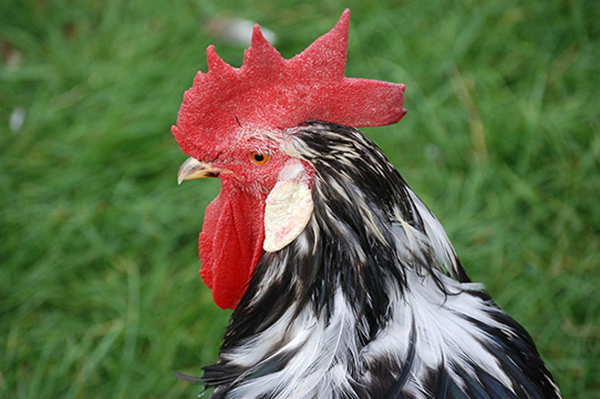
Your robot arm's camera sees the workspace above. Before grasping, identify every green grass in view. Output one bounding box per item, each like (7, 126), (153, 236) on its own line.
(1, 0), (598, 397)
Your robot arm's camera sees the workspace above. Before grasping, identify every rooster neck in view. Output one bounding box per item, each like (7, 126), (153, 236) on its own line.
(199, 122), (561, 399)
(203, 122), (459, 393)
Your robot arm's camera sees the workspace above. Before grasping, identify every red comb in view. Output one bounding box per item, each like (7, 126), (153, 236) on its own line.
(172, 9), (406, 158)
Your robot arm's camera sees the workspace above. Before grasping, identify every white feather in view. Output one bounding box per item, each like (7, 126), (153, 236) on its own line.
(407, 188), (462, 277)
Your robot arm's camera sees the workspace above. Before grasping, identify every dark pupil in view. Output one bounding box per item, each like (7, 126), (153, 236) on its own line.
(254, 153), (265, 162)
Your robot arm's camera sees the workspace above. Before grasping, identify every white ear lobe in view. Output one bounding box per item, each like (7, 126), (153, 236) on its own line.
(263, 160), (314, 253)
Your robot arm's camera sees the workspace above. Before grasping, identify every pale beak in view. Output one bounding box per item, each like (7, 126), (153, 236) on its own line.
(177, 157), (225, 185)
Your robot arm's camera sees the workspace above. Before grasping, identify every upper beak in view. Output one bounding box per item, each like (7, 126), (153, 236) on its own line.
(177, 157), (225, 185)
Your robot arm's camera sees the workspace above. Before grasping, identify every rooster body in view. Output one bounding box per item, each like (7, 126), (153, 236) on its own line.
(199, 122), (560, 399)
(172, 11), (561, 399)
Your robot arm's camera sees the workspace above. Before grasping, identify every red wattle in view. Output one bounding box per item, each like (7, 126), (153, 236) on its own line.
(198, 184), (266, 309)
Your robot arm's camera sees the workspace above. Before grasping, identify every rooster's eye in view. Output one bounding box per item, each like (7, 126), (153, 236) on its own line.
(250, 151), (270, 165)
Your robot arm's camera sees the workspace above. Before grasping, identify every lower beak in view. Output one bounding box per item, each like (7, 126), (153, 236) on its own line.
(177, 157), (225, 185)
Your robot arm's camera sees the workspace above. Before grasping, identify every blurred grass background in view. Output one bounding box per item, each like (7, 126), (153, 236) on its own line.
(1, 0), (598, 397)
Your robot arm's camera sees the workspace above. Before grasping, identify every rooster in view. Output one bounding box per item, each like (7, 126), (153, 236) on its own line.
(171, 10), (562, 399)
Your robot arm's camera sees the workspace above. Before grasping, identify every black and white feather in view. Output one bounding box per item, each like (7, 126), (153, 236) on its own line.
(193, 121), (561, 399)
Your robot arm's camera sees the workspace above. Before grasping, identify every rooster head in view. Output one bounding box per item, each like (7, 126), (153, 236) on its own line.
(172, 9), (406, 309)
